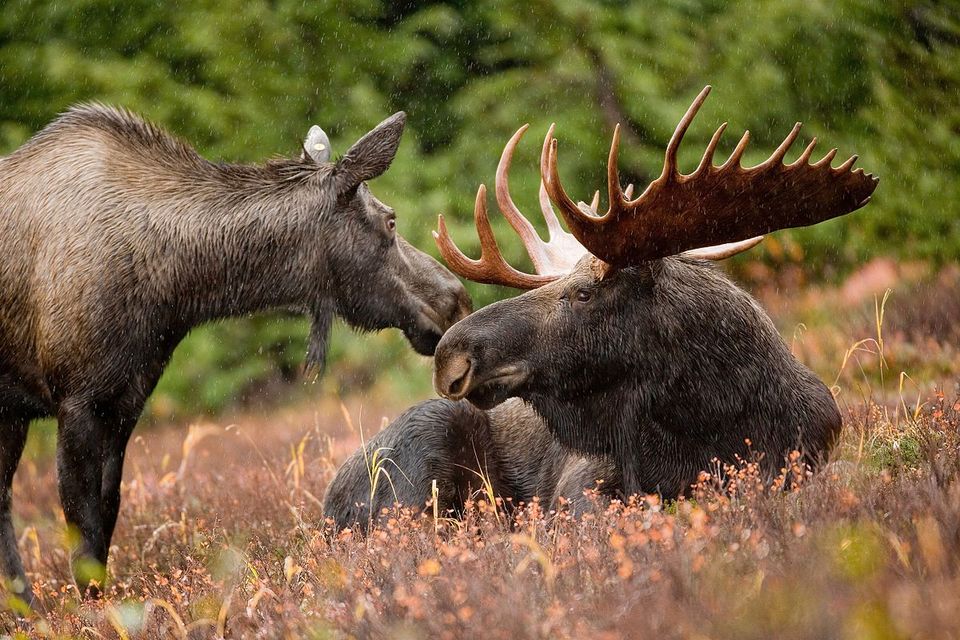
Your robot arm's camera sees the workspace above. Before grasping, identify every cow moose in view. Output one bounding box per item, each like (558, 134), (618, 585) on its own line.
(0, 106), (471, 602)
(323, 86), (878, 530)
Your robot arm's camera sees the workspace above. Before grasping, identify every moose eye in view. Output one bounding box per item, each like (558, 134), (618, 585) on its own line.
(386, 217), (397, 232)
(575, 289), (592, 304)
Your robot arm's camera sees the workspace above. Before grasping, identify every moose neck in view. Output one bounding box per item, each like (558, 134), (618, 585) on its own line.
(524, 386), (644, 460)
(138, 162), (337, 329)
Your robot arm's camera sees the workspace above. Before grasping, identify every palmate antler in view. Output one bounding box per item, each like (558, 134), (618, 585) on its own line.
(435, 85), (878, 288)
(433, 124), (757, 289)
(543, 85), (879, 267)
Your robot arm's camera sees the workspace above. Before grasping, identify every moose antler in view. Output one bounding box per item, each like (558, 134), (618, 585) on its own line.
(433, 126), (591, 289)
(543, 85), (879, 266)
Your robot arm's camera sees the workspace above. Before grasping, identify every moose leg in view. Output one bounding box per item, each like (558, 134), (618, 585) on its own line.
(0, 417), (32, 607)
(100, 414), (138, 550)
(56, 399), (107, 597)
(554, 456), (622, 516)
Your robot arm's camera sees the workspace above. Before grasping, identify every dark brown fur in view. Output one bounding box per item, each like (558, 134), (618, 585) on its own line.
(326, 257), (843, 531)
(434, 256), (842, 498)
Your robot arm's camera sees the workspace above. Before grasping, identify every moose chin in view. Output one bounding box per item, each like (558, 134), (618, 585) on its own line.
(323, 85), (878, 531)
(0, 107), (471, 601)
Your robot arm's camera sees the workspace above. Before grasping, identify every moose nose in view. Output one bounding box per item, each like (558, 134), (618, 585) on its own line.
(434, 351), (474, 399)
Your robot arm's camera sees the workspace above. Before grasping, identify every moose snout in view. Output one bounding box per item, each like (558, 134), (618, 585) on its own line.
(434, 350), (474, 399)
(435, 282), (473, 332)
(397, 235), (473, 333)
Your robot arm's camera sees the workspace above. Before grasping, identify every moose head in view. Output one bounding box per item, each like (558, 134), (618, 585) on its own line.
(293, 112), (472, 362)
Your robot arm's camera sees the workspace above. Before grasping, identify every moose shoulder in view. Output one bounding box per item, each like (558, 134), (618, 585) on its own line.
(0, 106), (470, 602)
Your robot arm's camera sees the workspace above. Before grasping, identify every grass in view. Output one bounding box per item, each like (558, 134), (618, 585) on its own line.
(2, 261), (959, 639)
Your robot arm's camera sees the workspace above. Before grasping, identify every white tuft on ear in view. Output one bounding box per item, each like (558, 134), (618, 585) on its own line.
(302, 125), (332, 163)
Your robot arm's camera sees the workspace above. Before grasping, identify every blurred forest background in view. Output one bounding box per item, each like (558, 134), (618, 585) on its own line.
(1, 0), (957, 421)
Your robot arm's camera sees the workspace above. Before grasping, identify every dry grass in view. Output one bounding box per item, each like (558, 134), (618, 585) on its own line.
(3, 264), (959, 639)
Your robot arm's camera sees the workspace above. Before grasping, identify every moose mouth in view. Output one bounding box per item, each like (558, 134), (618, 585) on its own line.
(404, 322), (444, 356)
(405, 297), (472, 356)
(439, 361), (529, 410)
(403, 305), (451, 356)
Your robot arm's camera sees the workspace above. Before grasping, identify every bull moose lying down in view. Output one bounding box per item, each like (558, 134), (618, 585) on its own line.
(324, 86), (879, 530)
(0, 107), (471, 603)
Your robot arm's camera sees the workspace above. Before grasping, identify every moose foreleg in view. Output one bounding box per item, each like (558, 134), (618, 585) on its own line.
(0, 417), (32, 609)
(100, 415), (138, 549)
(553, 456), (622, 516)
(56, 399), (107, 597)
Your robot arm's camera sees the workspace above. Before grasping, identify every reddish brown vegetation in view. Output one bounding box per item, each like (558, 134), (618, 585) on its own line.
(3, 266), (959, 639)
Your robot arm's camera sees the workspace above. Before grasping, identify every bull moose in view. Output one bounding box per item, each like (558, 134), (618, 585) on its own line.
(324, 86), (878, 530)
(0, 107), (471, 603)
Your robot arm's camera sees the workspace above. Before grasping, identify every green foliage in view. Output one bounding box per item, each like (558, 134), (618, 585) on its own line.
(148, 314), (310, 419)
(869, 434), (925, 472)
(1, 0), (957, 417)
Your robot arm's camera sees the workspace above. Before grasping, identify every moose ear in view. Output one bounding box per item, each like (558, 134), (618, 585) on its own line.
(334, 111), (406, 193)
(302, 125), (332, 163)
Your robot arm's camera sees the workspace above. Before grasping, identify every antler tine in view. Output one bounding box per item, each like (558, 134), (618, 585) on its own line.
(813, 148), (837, 168)
(760, 122), (803, 169)
(590, 190), (601, 212)
(495, 124), (553, 273)
(694, 122), (728, 176)
(607, 124), (625, 213)
(537, 181), (565, 239)
(543, 138), (608, 256)
(684, 236), (765, 260)
(433, 186), (554, 290)
(792, 137), (818, 166)
(540, 125), (609, 223)
(540, 126), (583, 224)
(719, 130), (751, 170)
(532, 178), (592, 274)
(434, 214), (482, 282)
(835, 154), (858, 173)
(537, 124), (567, 241)
(663, 85), (712, 178)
